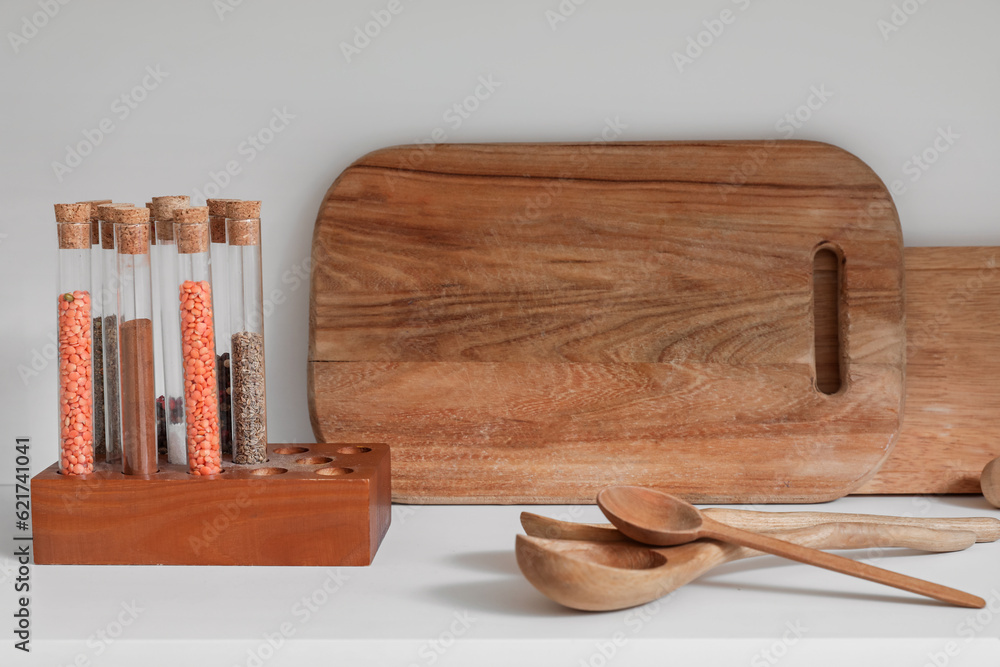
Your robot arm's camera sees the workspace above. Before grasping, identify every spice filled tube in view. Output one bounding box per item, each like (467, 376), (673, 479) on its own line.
(174, 207), (223, 476)
(151, 196), (190, 465)
(97, 203), (135, 465)
(78, 199), (110, 462)
(115, 209), (158, 476)
(226, 201), (267, 464)
(55, 203), (95, 475)
(208, 198), (239, 456)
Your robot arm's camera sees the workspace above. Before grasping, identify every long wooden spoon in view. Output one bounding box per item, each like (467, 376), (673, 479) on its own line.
(597, 486), (985, 608)
(519, 510), (1000, 544)
(517, 521), (978, 612)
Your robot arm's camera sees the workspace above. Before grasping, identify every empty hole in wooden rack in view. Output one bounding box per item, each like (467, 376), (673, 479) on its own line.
(316, 467), (354, 476)
(272, 447), (308, 455)
(336, 446), (371, 455)
(813, 246), (843, 395)
(296, 456), (333, 465)
(249, 467), (288, 476)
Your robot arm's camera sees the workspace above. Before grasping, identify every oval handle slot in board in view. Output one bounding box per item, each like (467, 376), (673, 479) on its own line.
(813, 245), (843, 395)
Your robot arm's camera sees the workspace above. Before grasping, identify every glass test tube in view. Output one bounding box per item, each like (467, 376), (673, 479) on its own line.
(97, 203), (134, 465)
(208, 198), (239, 456)
(79, 199), (110, 462)
(115, 209), (158, 476)
(147, 202), (166, 457)
(55, 203), (95, 475)
(174, 207), (222, 475)
(227, 201), (267, 464)
(151, 196), (190, 465)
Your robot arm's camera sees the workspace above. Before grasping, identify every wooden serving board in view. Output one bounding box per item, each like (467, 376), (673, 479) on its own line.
(309, 141), (909, 504)
(859, 247), (1000, 494)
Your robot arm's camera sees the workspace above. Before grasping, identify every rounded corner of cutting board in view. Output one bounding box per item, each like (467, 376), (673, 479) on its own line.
(801, 140), (903, 235)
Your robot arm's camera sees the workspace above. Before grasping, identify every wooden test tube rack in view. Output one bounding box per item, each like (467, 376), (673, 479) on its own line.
(31, 443), (390, 566)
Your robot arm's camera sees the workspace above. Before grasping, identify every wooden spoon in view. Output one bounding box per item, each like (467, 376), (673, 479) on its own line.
(597, 486), (985, 608)
(519, 510), (1000, 544)
(516, 522), (978, 612)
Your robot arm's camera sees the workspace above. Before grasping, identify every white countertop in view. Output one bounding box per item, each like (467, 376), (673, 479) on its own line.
(4, 492), (1000, 666)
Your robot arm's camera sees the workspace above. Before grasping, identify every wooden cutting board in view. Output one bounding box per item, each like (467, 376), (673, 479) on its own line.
(308, 141), (910, 503)
(859, 246), (1000, 494)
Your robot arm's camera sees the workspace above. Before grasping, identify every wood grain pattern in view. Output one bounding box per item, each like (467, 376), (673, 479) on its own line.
(309, 141), (906, 503)
(983, 458), (1000, 508)
(32, 443), (391, 566)
(861, 247), (1000, 494)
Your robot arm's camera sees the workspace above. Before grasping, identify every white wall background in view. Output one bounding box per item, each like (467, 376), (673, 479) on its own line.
(1, 0), (997, 479)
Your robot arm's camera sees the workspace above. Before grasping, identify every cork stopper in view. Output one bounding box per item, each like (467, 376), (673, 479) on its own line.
(54, 204), (90, 250)
(97, 202), (134, 221)
(79, 200), (111, 220)
(79, 199), (111, 245)
(174, 206), (209, 224)
(116, 208), (151, 255)
(207, 199), (239, 243)
(208, 199), (239, 217)
(225, 200), (261, 246)
(54, 203), (90, 223)
(98, 204), (136, 249)
(151, 196), (190, 223)
(226, 200), (261, 220)
(119, 207), (150, 224)
(175, 215), (210, 254)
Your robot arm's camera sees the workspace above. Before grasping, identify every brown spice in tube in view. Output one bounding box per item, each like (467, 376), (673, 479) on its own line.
(117, 211), (157, 475)
(119, 318), (158, 476)
(231, 331), (266, 464)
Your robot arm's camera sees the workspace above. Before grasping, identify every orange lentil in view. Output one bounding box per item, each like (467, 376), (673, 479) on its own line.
(58, 291), (94, 475)
(179, 280), (222, 475)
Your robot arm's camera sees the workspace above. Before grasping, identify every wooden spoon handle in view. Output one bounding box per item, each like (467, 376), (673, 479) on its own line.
(704, 508), (1000, 542)
(716, 522), (977, 555)
(520, 512), (981, 550)
(704, 519), (985, 608)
